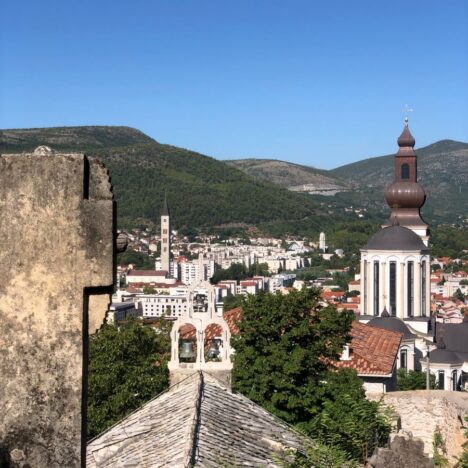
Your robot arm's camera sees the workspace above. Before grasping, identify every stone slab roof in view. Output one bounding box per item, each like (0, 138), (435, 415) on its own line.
(87, 372), (310, 467)
(335, 321), (402, 376)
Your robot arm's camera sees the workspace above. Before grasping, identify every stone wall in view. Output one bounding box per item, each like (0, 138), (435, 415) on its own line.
(0, 147), (115, 467)
(369, 390), (468, 465)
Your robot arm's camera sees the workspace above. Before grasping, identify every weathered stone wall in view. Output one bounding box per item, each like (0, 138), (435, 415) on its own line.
(369, 390), (468, 465)
(0, 147), (115, 467)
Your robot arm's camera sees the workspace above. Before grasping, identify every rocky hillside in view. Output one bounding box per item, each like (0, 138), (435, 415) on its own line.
(226, 159), (348, 195)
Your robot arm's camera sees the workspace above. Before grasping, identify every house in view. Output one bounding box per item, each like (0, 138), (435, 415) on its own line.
(335, 321), (402, 393)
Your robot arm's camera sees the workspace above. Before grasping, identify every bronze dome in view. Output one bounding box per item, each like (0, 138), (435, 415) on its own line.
(397, 123), (415, 148)
(385, 181), (426, 209)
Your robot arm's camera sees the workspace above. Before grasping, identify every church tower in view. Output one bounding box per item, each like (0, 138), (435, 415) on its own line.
(160, 194), (171, 273)
(359, 120), (431, 334)
(384, 118), (429, 245)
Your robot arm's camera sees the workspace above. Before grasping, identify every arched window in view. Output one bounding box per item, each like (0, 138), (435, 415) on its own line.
(438, 370), (445, 390)
(401, 163), (410, 179)
(452, 370), (458, 391)
(400, 348), (407, 370)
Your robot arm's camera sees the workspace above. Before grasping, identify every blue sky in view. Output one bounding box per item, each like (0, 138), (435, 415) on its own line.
(1, 0), (467, 168)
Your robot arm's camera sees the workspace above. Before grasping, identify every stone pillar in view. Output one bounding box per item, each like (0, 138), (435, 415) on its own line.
(0, 147), (115, 467)
(398, 262), (405, 319)
(414, 260), (422, 317)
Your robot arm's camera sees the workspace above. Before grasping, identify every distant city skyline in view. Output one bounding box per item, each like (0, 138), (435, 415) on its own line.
(1, 0), (467, 169)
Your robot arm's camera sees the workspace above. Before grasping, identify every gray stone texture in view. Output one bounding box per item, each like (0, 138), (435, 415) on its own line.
(369, 390), (468, 466)
(368, 431), (434, 468)
(0, 147), (115, 467)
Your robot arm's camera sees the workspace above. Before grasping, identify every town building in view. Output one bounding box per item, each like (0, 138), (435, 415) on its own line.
(160, 194), (171, 272)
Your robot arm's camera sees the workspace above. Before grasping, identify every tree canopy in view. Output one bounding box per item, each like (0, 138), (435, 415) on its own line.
(231, 288), (391, 462)
(87, 320), (171, 438)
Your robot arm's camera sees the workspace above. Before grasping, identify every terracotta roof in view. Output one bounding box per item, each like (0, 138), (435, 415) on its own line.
(87, 372), (310, 467)
(335, 321), (402, 376)
(223, 307), (242, 334)
(127, 270), (168, 276)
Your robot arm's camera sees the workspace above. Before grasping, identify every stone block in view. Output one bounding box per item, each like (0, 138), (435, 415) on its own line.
(0, 147), (115, 467)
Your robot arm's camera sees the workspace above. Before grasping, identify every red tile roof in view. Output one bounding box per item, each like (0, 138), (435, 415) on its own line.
(334, 321), (402, 376)
(223, 307), (242, 334)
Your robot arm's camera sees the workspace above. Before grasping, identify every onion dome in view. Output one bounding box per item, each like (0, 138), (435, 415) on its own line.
(397, 117), (416, 148)
(385, 181), (426, 208)
(363, 225), (428, 251)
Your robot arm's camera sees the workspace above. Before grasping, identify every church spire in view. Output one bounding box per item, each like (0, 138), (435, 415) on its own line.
(384, 118), (429, 245)
(162, 191), (170, 217)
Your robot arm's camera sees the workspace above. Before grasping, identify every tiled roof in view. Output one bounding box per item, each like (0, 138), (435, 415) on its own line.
(87, 372), (310, 467)
(335, 321), (402, 376)
(223, 306), (242, 334)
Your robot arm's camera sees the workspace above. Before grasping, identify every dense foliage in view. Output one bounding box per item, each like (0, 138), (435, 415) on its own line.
(431, 227), (468, 259)
(210, 262), (269, 284)
(231, 288), (391, 462)
(397, 368), (436, 390)
(117, 250), (155, 269)
(87, 320), (170, 438)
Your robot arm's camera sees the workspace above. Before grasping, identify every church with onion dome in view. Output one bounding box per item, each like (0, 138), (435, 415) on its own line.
(357, 118), (434, 382)
(359, 118), (431, 334)
(358, 120), (468, 391)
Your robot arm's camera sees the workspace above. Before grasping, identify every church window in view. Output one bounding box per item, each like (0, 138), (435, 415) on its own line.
(163, 229), (167, 234)
(163, 238), (167, 243)
(389, 261), (397, 316)
(452, 370), (458, 391)
(373, 261), (379, 316)
(401, 163), (410, 179)
(421, 260), (427, 316)
(163, 247), (167, 252)
(400, 349), (407, 370)
(407, 261), (414, 317)
(438, 371), (445, 390)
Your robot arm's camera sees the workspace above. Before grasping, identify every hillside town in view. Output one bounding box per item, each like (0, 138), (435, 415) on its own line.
(2, 2), (468, 466)
(110, 121), (468, 399)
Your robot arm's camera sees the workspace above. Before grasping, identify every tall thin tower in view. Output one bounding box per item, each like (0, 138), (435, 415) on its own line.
(160, 194), (171, 272)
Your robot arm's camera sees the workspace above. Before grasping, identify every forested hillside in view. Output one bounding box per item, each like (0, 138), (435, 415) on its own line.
(0, 126), (332, 234)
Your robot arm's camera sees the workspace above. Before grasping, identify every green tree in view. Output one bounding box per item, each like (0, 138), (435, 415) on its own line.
(232, 288), (353, 425)
(231, 288), (390, 462)
(87, 320), (171, 438)
(397, 368), (436, 390)
(308, 369), (392, 461)
(433, 427), (449, 467)
(222, 294), (245, 311)
(453, 288), (465, 302)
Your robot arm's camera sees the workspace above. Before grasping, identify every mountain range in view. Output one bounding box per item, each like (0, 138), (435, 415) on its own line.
(1, 126), (466, 236)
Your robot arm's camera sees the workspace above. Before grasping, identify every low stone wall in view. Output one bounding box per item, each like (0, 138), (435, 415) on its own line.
(369, 390), (468, 465)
